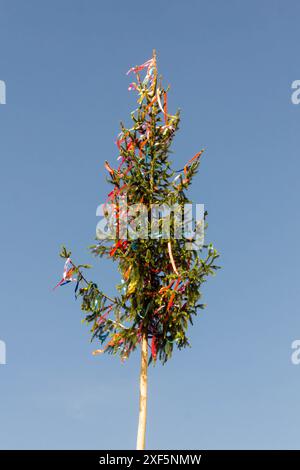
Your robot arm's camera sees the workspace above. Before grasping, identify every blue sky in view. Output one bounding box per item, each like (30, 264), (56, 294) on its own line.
(0, 0), (300, 449)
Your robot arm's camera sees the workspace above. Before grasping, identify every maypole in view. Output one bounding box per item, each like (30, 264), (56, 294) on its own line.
(55, 50), (219, 449)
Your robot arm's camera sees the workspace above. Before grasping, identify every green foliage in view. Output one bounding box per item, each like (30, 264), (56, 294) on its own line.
(59, 246), (71, 259)
(58, 52), (219, 364)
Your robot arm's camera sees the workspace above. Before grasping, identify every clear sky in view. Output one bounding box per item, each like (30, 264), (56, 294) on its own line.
(0, 0), (300, 450)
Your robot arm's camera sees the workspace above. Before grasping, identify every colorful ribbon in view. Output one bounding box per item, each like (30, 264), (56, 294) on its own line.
(53, 258), (77, 290)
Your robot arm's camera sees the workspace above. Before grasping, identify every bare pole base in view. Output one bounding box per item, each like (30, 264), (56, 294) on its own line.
(136, 332), (148, 450)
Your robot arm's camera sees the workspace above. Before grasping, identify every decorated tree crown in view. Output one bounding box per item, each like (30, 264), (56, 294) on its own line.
(55, 50), (219, 364)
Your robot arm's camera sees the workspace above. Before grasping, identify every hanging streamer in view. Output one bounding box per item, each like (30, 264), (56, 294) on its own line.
(151, 335), (157, 360)
(126, 57), (155, 91)
(53, 258), (77, 290)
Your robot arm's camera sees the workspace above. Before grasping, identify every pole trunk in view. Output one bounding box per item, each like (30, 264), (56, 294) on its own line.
(136, 332), (148, 450)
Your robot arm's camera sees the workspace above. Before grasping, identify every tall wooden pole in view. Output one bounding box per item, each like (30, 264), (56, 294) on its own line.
(136, 49), (155, 450)
(136, 332), (148, 450)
